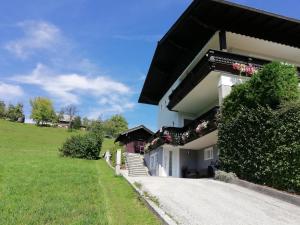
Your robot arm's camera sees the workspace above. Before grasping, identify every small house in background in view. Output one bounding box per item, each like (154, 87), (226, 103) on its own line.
(57, 114), (73, 128)
(115, 125), (154, 154)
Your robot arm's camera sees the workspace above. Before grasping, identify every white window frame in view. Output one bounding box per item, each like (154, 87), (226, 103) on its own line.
(204, 147), (213, 160)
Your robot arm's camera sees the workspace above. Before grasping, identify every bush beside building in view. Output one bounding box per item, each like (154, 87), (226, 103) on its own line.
(218, 62), (300, 193)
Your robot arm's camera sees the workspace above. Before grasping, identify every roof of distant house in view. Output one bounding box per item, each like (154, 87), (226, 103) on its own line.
(57, 114), (74, 123)
(115, 125), (154, 144)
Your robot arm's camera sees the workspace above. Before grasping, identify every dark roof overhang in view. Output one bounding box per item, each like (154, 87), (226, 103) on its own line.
(139, 0), (300, 105)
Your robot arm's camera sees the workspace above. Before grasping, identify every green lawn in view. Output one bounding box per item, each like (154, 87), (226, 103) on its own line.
(0, 120), (160, 225)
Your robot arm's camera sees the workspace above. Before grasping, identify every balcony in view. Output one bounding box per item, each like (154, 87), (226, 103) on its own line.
(168, 49), (300, 111)
(147, 106), (219, 151)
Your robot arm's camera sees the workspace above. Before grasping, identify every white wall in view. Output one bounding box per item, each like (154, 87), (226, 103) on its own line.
(161, 146), (180, 177)
(157, 32), (221, 129)
(157, 80), (183, 128)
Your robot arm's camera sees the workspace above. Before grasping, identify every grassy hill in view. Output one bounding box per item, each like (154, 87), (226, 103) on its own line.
(0, 120), (159, 225)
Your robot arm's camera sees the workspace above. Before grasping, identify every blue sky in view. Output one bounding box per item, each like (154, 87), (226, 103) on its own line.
(0, 0), (299, 131)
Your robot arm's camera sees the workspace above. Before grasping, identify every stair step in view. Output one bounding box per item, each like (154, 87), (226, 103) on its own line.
(128, 168), (146, 171)
(129, 172), (148, 175)
(126, 154), (149, 177)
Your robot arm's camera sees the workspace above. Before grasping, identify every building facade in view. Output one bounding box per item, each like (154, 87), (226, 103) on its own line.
(139, 0), (300, 178)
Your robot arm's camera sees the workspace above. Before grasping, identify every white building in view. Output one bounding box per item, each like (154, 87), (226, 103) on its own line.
(139, 0), (300, 178)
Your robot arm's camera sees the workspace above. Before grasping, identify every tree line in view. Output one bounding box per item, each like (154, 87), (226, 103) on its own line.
(0, 101), (25, 122)
(0, 97), (128, 138)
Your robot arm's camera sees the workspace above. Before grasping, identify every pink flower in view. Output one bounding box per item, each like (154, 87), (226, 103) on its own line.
(195, 121), (208, 133)
(232, 62), (257, 76)
(151, 138), (158, 145)
(232, 63), (241, 70)
(163, 134), (172, 143)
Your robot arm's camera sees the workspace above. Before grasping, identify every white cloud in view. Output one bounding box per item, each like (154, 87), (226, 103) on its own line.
(5, 21), (64, 58)
(0, 82), (24, 101)
(4, 20), (136, 118)
(87, 102), (134, 119)
(12, 63), (135, 116)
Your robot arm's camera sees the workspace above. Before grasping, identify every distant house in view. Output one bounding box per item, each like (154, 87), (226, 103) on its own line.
(139, 0), (300, 177)
(57, 114), (73, 128)
(115, 125), (154, 154)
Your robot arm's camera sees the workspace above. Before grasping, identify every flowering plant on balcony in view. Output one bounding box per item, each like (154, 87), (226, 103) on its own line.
(181, 131), (190, 143)
(162, 130), (172, 144)
(147, 137), (164, 151)
(232, 63), (258, 76)
(195, 120), (209, 134)
(151, 137), (159, 146)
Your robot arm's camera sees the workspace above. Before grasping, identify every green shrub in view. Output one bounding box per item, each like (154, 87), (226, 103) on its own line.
(214, 170), (237, 183)
(222, 62), (299, 122)
(218, 103), (300, 192)
(59, 133), (102, 160)
(59, 120), (104, 160)
(219, 62), (300, 193)
(250, 62), (299, 107)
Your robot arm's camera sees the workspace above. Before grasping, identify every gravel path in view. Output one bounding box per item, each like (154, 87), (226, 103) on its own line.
(128, 176), (300, 225)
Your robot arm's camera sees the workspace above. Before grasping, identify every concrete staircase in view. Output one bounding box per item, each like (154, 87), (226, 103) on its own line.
(125, 153), (149, 177)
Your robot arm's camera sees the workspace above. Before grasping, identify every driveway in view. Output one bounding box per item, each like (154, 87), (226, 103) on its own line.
(128, 176), (300, 225)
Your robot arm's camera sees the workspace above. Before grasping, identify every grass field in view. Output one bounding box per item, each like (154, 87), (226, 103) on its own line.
(0, 120), (160, 225)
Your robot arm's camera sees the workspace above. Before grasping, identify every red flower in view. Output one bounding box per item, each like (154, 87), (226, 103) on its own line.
(163, 134), (172, 144)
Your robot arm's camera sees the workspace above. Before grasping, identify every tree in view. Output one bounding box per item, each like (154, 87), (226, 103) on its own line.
(103, 114), (128, 138)
(0, 101), (6, 118)
(63, 105), (77, 130)
(73, 116), (82, 130)
(7, 104), (16, 121)
(14, 103), (25, 122)
(222, 62), (299, 122)
(82, 117), (90, 128)
(30, 97), (56, 126)
(6, 103), (24, 122)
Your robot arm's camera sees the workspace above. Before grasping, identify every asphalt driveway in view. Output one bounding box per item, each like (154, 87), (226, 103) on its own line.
(128, 176), (300, 225)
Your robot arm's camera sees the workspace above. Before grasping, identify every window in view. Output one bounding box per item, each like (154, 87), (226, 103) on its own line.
(204, 147), (213, 160)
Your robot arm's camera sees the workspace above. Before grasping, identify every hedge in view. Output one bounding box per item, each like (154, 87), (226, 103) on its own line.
(222, 62), (299, 122)
(219, 62), (300, 193)
(218, 103), (300, 193)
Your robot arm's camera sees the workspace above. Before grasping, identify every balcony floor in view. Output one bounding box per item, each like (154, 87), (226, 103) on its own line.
(182, 130), (218, 150)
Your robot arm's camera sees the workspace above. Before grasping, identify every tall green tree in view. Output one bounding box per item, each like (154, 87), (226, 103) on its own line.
(103, 114), (128, 138)
(82, 117), (90, 128)
(72, 116), (82, 130)
(6, 103), (24, 122)
(62, 105), (77, 130)
(15, 103), (24, 122)
(6, 104), (15, 121)
(0, 101), (5, 118)
(30, 97), (56, 126)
